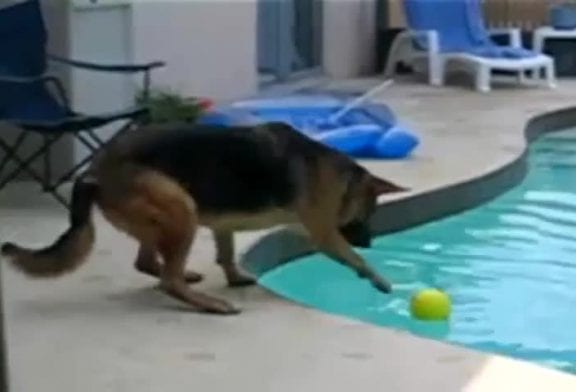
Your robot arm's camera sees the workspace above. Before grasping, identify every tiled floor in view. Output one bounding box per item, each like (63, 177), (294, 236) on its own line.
(2, 78), (576, 391)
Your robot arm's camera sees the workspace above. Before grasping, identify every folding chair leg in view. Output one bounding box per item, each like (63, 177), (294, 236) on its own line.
(0, 131), (26, 179)
(42, 135), (52, 191)
(53, 152), (95, 189)
(0, 134), (68, 208)
(0, 138), (50, 190)
(86, 130), (105, 147)
(0, 120), (138, 210)
(77, 132), (101, 153)
(52, 121), (134, 189)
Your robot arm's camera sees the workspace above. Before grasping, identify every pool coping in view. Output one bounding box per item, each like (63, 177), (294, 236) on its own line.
(240, 105), (576, 277)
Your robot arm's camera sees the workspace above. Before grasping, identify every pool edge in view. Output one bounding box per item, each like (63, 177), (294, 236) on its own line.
(240, 105), (576, 276)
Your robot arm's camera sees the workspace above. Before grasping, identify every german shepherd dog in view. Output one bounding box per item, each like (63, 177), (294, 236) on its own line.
(1, 122), (407, 315)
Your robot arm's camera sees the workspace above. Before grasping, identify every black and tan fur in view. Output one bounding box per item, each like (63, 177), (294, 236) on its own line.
(1, 122), (407, 315)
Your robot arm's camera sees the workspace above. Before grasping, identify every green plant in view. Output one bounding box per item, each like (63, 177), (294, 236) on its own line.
(135, 87), (212, 125)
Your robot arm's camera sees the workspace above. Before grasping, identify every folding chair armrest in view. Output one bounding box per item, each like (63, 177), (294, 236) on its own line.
(489, 27), (522, 48)
(48, 54), (166, 74)
(0, 72), (71, 111)
(0, 72), (48, 83)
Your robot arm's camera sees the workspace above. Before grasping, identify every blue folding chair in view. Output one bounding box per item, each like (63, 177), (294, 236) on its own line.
(0, 0), (165, 208)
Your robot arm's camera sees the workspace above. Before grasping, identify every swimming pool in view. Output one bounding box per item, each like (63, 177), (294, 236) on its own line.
(259, 128), (576, 373)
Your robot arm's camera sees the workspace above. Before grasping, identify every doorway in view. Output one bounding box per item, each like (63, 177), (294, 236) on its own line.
(257, 0), (323, 84)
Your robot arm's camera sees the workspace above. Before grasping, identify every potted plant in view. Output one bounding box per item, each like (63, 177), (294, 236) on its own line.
(135, 87), (214, 125)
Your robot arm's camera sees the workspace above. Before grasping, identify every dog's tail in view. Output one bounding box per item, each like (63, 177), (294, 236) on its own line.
(1, 177), (99, 278)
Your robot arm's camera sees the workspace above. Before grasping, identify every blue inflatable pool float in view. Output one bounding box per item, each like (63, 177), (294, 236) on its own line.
(197, 95), (419, 159)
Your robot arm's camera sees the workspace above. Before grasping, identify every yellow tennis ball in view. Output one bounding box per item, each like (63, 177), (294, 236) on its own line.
(410, 288), (451, 321)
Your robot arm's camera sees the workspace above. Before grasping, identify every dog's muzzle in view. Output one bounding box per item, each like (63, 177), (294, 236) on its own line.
(339, 221), (372, 248)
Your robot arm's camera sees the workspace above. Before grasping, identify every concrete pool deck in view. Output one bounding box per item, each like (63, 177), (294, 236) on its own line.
(2, 78), (576, 391)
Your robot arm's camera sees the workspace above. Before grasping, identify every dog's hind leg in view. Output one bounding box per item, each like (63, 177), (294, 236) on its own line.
(136, 175), (239, 315)
(134, 242), (204, 284)
(100, 171), (238, 315)
(213, 231), (256, 287)
(157, 213), (239, 315)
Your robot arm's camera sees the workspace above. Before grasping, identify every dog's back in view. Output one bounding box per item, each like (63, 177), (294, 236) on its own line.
(92, 122), (351, 217)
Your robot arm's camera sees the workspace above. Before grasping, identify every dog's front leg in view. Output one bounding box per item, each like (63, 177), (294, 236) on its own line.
(318, 232), (392, 293)
(301, 217), (392, 293)
(213, 231), (256, 287)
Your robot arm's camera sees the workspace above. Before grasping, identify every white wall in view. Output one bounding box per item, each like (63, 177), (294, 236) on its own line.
(70, 0), (376, 104)
(130, 0), (377, 94)
(67, 0), (259, 166)
(131, 0), (258, 101)
(322, 0), (378, 78)
(68, 2), (135, 165)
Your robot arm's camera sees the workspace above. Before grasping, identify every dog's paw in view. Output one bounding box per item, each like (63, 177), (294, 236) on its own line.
(1, 242), (19, 256)
(357, 269), (392, 294)
(226, 269), (257, 287)
(184, 270), (204, 284)
(371, 277), (392, 294)
(228, 274), (257, 288)
(200, 299), (241, 315)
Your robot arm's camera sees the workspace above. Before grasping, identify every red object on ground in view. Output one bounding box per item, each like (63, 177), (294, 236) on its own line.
(198, 98), (214, 111)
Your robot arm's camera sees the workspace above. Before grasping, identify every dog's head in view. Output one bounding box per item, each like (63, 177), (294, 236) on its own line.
(338, 166), (408, 248)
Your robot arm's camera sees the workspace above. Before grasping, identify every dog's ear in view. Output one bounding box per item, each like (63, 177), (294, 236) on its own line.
(370, 175), (409, 195)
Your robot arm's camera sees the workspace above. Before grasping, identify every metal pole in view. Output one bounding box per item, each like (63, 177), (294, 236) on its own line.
(0, 264), (9, 392)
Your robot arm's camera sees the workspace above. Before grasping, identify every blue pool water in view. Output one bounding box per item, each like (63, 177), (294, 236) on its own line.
(259, 129), (576, 373)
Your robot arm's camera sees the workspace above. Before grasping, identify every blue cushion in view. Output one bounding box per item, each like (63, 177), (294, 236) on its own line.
(313, 124), (384, 155)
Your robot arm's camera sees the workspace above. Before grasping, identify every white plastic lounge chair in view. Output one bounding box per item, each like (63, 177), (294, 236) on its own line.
(384, 0), (557, 92)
